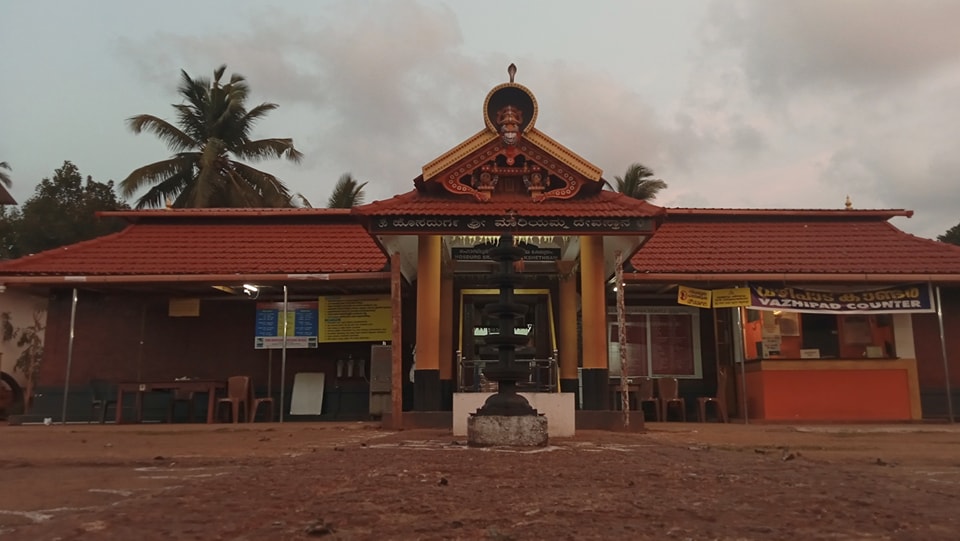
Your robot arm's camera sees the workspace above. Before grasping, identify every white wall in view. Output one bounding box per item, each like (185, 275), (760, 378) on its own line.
(894, 313), (916, 359)
(0, 290), (48, 386)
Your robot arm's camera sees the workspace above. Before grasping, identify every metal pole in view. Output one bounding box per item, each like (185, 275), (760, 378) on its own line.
(615, 251), (629, 426)
(935, 285), (954, 423)
(267, 349), (273, 414)
(137, 301), (146, 381)
(390, 252), (403, 429)
(735, 306), (749, 424)
(280, 285), (288, 423)
(61, 288), (78, 425)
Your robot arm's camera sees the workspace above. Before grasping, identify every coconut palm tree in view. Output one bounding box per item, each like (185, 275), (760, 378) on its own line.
(120, 65), (303, 209)
(0, 162), (11, 188)
(327, 173), (368, 208)
(613, 163), (667, 201)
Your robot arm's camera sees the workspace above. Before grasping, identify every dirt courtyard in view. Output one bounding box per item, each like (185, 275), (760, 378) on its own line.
(1, 420), (958, 540)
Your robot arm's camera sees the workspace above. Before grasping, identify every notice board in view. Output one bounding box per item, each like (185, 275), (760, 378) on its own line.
(649, 313), (696, 376)
(318, 295), (392, 343)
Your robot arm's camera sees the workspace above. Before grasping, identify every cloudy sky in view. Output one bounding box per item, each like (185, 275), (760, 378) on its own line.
(1, 0), (958, 239)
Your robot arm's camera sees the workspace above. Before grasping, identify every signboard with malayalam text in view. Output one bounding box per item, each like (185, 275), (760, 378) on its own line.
(677, 285), (711, 309)
(254, 302), (319, 349)
(370, 215), (655, 234)
(318, 295), (392, 343)
(712, 287), (752, 308)
(748, 284), (934, 314)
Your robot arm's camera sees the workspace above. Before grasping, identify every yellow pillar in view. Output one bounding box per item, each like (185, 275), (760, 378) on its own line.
(414, 235), (442, 410)
(579, 235), (609, 409)
(580, 236), (607, 369)
(557, 260), (580, 391)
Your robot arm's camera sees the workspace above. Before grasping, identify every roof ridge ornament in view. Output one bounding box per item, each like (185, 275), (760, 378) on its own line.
(508, 63), (517, 83)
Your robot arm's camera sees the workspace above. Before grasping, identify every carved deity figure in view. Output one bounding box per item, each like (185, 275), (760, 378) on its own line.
(496, 105), (523, 146)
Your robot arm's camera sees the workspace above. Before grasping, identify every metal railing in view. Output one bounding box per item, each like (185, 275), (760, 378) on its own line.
(456, 350), (559, 393)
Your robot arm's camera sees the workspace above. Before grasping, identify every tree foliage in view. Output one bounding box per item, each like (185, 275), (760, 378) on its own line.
(0, 161), (129, 259)
(938, 222), (960, 246)
(612, 163), (667, 201)
(327, 173), (368, 208)
(120, 65), (302, 209)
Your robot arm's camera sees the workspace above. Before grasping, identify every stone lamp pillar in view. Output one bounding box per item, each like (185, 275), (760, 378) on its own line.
(467, 233), (548, 447)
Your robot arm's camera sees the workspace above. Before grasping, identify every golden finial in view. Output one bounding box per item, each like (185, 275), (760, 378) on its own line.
(844, 195), (852, 210)
(508, 63), (517, 83)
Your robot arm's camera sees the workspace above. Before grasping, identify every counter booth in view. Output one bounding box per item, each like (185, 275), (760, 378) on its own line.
(734, 284), (928, 421)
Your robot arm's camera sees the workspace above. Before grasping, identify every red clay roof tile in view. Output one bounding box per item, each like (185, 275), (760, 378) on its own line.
(0, 213), (386, 276)
(631, 209), (960, 275)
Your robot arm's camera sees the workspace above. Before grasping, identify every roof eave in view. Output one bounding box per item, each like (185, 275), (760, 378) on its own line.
(0, 271), (393, 286)
(624, 272), (960, 284)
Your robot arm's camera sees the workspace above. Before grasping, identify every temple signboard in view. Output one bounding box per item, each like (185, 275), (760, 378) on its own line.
(748, 284), (935, 314)
(371, 215), (654, 234)
(453, 243), (561, 261)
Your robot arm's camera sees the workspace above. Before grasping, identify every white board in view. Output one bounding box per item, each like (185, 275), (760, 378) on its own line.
(289, 372), (326, 415)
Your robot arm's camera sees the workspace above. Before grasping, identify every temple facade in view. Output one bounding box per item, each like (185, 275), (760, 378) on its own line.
(1, 69), (959, 425)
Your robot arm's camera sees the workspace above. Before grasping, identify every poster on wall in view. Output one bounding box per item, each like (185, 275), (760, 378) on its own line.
(318, 295), (392, 343)
(255, 302), (319, 349)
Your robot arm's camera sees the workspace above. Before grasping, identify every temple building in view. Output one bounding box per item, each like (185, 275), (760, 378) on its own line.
(1, 69), (959, 426)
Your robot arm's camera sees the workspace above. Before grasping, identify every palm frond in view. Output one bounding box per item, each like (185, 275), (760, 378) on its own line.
(614, 162), (667, 201)
(230, 161), (294, 207)
(0, 161), (11, 188)
(291, 193), (313, 208)
(127, 115), (197, 152)
(233, 138), (303, 163)
(120, 154), (199, 198)
(327, 173), (368, 208)
(213, 65), (227, 84)
(135, 168), (194, 209)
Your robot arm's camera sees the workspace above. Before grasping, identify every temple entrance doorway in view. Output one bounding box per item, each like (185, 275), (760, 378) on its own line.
(456, 288), (558, 392)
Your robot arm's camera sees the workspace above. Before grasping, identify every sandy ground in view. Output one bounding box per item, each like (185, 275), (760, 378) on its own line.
(1, 420), (959, 540)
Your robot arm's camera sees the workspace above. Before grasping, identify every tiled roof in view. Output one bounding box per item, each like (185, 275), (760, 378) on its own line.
(630, 208), (960, 276)
(0, 211), (386, 276)
(353, 189), (665, 218)
(2, 206), (958, 284)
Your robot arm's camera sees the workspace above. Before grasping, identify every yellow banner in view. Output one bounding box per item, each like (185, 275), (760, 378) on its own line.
(712, 287), (752, 308)
(677, 285), (711, 309)
(318, 295), (392, 343)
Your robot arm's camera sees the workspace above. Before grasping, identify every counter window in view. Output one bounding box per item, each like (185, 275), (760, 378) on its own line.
(744, 310), (895, 360)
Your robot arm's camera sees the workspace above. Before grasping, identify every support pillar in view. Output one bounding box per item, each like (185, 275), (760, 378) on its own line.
(579, 235), (609, 410)
(557, 261), (580, 399)
(414, 234), (442, 411)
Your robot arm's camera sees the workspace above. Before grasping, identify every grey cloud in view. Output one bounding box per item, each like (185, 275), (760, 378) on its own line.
(525, 62), (677, 183)
(705, 0), (960, 96)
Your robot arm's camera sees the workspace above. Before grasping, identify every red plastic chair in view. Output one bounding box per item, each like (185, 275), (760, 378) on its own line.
(658, 377), (686, 422)
(697, 367), (729, 423)
(216, 376), (250, 423)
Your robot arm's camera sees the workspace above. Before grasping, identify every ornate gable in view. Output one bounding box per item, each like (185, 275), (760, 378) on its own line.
(421, 65), (603, 203)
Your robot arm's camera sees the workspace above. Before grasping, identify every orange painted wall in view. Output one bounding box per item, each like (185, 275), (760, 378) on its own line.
(749, 368), (912, 420)
(741, 370), (766, 419)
